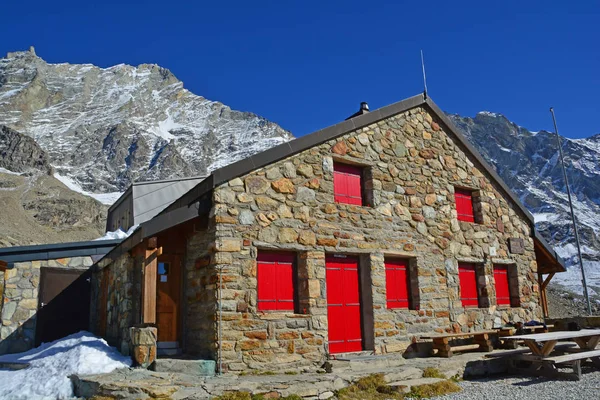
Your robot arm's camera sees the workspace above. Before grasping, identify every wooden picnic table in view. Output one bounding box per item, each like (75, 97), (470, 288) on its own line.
(420, 330), (496, 358)
(503, 329), (600, 380)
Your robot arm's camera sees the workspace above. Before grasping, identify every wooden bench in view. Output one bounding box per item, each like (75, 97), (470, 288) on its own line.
(510, 349), (600, 380)
(420, 330), (496, 357)
(485, 343), (577, 359)
(496, 325), (554, 349)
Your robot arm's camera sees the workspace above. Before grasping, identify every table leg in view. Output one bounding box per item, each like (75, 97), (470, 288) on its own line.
(433, 338), (452, 358)
(524, 340), (544, 356)
(574, 335), (599, 350)
(540, 340), (558, 356)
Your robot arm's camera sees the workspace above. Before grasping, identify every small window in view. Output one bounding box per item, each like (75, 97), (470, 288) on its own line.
(257, 251), (296, 311)
(493, 265), (512, 307)
(455, 188), (475, 223)
(334, 163), (363, 206)
(385, 259), (411, 309)
(458, 263), (479, 307)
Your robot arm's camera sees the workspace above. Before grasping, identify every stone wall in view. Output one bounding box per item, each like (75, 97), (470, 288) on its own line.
(184, 227), (217, 358)
(103, 253), (139, 354)
(0, 256), (92, 354)
(207, 105), (541, 371)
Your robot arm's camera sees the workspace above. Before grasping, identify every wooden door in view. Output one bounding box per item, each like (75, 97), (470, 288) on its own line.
(326, 255), (363, 354)
(156, 255), (181, 342)
(36, 268), (91, 346)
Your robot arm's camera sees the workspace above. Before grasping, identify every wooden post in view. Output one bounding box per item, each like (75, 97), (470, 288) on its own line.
(539, 272), (555, 318)
(142, 238), (159, 324)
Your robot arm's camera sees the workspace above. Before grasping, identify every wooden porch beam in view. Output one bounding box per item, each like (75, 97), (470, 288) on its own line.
(541, 273), (555, 290)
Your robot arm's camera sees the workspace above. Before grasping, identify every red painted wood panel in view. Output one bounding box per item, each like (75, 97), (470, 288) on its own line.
(493, 265), (511, 306)
(333, 163), (363, 205)
(458, 263), (479, 307)
(385, 259), (410, 309)
(326, 256), (363, 354)
(257, 252), (295, 311)
(455, 189), (475, 223)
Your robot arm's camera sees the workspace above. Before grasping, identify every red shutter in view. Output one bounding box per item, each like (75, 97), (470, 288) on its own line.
(334, 163), (363, 205)
(455, 189), (475, 222)
(458, 263), (479, 307)
(385, 259), (410, 309)
(494, 265), (511, 306)
(257, 252), (295, 311)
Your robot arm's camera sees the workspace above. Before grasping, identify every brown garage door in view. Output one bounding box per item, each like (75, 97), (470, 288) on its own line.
(35, 267), (91, 346)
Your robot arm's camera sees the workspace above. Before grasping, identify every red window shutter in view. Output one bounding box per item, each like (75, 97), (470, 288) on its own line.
(455, 189), (475, 223)
(494, 265), (511, 306)
(385, 259), (410, 309)
(257, 252), (295, 311)
(458, 263), (479, 307)
(334, 163), (363, 205)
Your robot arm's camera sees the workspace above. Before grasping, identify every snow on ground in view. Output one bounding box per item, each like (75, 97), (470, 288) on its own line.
(0, 331), (131, 400)
(95, 224), (139, 241)
(53, 172), (122, 205)
(0, 167), (22, 176)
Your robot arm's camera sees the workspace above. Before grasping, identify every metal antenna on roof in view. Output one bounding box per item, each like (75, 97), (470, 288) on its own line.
(421, 50), (428, 100)
(549, 107), (592, 315)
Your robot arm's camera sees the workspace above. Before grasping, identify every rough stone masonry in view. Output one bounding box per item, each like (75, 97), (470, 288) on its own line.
(93, 104), (542, 373)
(204, 105), (540, 372)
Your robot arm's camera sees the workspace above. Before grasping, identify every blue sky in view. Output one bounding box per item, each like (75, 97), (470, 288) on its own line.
(1, 1), (598, 138)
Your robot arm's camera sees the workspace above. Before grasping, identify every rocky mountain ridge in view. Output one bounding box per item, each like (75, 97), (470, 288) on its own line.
(0, 47), (292, 193)
(0, 49), (598, 301)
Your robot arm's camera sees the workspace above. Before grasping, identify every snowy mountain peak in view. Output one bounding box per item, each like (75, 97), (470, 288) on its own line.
(0, 50), (293, 192)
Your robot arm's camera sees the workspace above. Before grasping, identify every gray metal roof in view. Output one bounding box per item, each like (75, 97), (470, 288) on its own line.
(0, 239), (121, 265)
(97, 93), (565, 270)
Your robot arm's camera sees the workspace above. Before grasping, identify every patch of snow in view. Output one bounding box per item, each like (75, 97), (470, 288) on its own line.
(95, 224), (139, 241)
(477, 111), (499, 117)
(0, 167), (22, 176)
(0, 331), (131, 400)
(54, 173), (122, 205)
(552, 261), (600, 297)
(0, 88), (23, 100)
(148, 112), (181, 141)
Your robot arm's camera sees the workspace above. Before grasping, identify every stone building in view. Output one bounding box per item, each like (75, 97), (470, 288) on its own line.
(0, 239), (119, 354)
(89, 94), (565, 372)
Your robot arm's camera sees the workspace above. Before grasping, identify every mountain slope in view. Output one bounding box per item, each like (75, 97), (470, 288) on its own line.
(449, 112), (600, 298)
(0, 48), (598, 303)
(0, 47), (292, 193)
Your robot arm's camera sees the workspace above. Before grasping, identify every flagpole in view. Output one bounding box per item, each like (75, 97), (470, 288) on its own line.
(549, 107), (591, 315)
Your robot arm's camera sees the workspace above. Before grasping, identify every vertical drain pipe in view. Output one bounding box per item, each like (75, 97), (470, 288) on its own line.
(218, 263), (223, 375)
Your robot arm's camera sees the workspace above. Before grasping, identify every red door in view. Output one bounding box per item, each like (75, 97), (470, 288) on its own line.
(326, 255), (363, 354)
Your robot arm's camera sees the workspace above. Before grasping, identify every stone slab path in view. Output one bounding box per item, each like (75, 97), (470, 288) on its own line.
(72, 352), (508, 399)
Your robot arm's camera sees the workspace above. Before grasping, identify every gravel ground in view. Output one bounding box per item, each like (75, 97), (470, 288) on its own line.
(434, 370), (600, 400)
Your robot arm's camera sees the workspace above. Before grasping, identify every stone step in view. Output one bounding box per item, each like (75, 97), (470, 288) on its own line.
(157, 341), (179, 349)
(329, 354), (406, 372)
(388, 377), (446, 393)
(157, 347), (182, 357)
(152, 358), (216, 376)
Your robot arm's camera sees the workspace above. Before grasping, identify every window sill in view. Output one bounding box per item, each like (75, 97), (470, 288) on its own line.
(257, 312), (310, 320)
